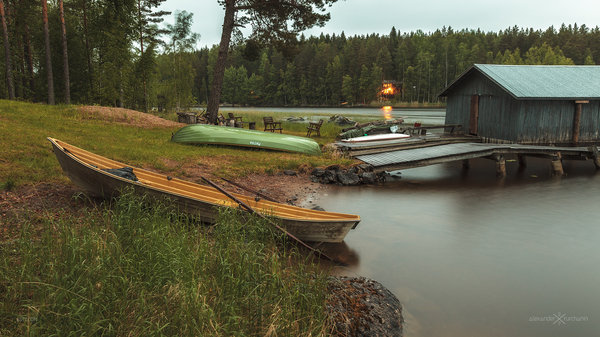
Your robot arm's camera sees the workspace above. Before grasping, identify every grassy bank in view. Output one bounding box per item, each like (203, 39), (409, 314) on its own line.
(0, 101), (357, 335)
(1, 190), (331, 335)
(0, 100), (354, 189)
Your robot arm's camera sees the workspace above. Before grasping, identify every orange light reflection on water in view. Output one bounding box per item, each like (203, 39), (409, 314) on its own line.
(382, 106), (393, 120)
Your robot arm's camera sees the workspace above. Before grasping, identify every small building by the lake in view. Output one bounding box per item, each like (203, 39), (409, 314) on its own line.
(439, 64), (600, 146)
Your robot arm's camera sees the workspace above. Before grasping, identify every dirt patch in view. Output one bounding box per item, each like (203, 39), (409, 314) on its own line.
(77, 106), (185, 128)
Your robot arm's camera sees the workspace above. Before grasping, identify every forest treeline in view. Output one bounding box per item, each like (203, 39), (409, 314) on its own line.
(1, 0), (599, 110)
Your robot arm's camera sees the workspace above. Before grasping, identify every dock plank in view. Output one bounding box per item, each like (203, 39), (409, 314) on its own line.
(356, 143), (599, 173)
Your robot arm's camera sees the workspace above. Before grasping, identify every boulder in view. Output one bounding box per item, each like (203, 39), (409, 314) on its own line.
(358, 163), (374, 172)
(337, 171), (361, 186)
(360, 172), (377, 184)
(311, 168), (326, 177)
(323, 170), (337, 183)
(327, 276), (403, 337)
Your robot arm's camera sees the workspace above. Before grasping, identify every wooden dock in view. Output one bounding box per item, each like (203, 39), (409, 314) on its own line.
(337, 133), (481, 157)
(340, 138), (600, 176)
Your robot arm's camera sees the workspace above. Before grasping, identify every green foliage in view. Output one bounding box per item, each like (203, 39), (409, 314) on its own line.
(190, 23), (600, 107)
(4, 0), (597, 109)
(0, 190), (331, 335)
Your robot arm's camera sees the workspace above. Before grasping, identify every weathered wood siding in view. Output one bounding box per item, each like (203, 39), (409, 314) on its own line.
(444, 71), (600, 144)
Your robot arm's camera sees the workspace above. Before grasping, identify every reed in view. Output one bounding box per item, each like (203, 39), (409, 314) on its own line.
(0, 190), (332, 336)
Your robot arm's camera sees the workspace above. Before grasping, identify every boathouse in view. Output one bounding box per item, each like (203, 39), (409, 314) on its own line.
(439, 64), (600, 146)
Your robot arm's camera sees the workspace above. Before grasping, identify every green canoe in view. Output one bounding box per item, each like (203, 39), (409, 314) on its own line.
(171, 124), (321, 155)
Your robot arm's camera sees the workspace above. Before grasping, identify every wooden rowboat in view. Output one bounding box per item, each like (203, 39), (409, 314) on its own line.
(48, 138), (360, 242)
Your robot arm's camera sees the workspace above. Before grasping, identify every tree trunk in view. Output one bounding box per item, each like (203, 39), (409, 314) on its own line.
(207, 0), (236, 124)
(42, 0), (54, 105)
(59, 0), (70, 104)
(0, 0), (15, 100)
(138, 0), (148, 113)
(83, 1), (93, 100)
(119, 67), (124, 108)
(24, 23), (35, 99)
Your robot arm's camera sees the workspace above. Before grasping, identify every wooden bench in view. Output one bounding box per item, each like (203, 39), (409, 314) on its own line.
(228, 113), (243, 122)
(306, 119), (324, 137)
(263, 117), (282, 133)
(217, 113), (227, 126)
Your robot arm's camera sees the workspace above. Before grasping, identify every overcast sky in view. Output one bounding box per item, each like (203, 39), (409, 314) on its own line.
(158, 0), (600, 49)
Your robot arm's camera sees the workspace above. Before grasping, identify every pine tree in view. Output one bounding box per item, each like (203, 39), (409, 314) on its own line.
(207, 0), (340, 124)
(0, 0), (14, 99)
(41, 0), (54, 104)
(58, 0), (70, 104)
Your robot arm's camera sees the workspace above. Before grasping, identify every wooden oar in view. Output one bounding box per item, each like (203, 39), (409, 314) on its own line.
(201, 176), (335, 263)
(221, 177), (280, 203)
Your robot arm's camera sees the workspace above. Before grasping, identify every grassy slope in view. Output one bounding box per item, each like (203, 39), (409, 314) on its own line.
(0, 101), (353, 189)
(0, 101), (346, 335)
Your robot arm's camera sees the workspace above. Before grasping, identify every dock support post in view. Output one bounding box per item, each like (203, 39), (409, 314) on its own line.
(492, 154), (506, 177)
(551, 159), (564, 176)
(462, 159), (470, 169)
(588, 146), (600, 169)
(517, 155), (527, 168)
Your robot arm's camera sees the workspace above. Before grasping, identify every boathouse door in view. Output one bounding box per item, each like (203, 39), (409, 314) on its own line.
(469, 95), (479, 135)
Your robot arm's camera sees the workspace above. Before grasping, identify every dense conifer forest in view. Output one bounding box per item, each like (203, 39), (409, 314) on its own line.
(0, 0), (598, 109)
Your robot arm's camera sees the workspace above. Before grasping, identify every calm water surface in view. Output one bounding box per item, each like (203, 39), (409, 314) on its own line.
(219, 106), (446, 125)
(225, 107), (598, 336)
(314, 158), (599, 337)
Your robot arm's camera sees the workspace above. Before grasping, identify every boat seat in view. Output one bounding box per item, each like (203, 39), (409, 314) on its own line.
(306, 119), (324, 137)
(263, 117), (282, 133)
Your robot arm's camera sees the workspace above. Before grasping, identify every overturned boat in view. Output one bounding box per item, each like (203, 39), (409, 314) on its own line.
(48, 138), (359, 242)
(171, 124), (321, 155)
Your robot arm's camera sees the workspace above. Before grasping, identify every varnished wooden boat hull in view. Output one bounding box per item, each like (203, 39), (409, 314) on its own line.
(48, 138), (360, 242)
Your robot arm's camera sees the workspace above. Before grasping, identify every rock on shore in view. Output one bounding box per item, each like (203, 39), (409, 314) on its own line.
(311, 164), (400, 186)
(327, 276), (404, 336)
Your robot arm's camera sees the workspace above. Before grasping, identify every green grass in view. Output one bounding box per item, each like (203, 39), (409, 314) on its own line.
(0, 190), (332, 336)
(0, 100), (356, 189)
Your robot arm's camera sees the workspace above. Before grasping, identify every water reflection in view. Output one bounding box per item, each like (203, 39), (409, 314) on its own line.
(218, 106), (446, 125)
(312, 157), (600, 337)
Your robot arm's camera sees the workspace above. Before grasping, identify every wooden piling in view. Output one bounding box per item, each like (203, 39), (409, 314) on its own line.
(462, 159), (470, 168)
(588, 146), (600, 170)
(494, 155), (506, 177)
(551, 159), (564, 176)
(517, 155), (527, 168)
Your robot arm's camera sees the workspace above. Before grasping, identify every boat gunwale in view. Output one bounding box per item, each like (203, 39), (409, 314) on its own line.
(48, 138), (360, 224)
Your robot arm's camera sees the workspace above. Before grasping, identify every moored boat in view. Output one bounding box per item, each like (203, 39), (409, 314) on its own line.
(48, 138), (359, 242)
(171, 124), (321, 155)
(341, 133), (410, 143)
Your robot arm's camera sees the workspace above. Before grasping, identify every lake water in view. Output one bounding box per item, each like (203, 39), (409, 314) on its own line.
(313, 157), (600, 337)
(218, 106), (446, 125)
(230, 107), (598, 336)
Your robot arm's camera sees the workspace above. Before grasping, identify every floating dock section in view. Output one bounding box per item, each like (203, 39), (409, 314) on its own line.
(336, 134), (600, 176)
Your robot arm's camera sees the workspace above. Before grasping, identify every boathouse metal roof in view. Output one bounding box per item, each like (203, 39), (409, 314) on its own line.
(439, 64), (600, 100)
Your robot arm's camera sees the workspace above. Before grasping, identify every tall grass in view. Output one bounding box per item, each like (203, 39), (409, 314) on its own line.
(0, 190), (332, 336)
